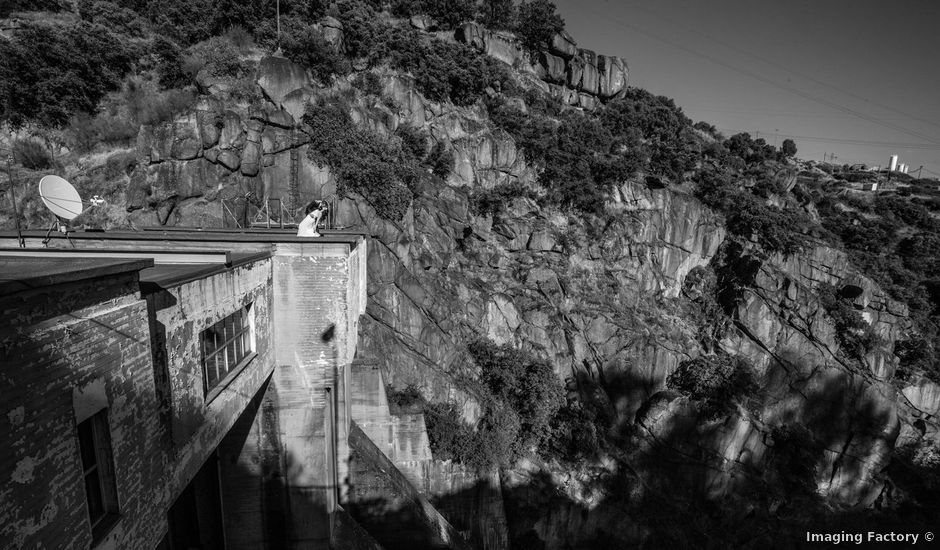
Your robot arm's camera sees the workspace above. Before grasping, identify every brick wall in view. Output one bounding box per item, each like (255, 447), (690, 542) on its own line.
(0, 258), (275, 549)
(0, 274), (156, 549)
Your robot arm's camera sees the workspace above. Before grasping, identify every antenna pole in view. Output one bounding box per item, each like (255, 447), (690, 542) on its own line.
(6, 156), (25, 248)
(276, 0), (281, 52)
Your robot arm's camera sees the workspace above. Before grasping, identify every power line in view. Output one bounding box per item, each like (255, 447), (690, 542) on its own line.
(717, 128), (940, 151)
(584, 6), (940, 146)
(684, 105), (940, 120)
(622, 0), (940, 133)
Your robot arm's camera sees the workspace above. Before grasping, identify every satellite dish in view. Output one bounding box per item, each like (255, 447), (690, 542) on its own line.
(39, 175), (83, 220)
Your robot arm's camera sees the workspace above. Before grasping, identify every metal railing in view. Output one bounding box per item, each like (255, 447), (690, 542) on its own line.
(220, 193), (338, 230)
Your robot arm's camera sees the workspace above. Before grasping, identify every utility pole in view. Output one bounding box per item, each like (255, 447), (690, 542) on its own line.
(6, 156), (25, 248)
(276, 0), (281, 53)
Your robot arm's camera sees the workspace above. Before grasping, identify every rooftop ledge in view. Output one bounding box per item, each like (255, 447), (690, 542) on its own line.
(0, 227), (368, 246)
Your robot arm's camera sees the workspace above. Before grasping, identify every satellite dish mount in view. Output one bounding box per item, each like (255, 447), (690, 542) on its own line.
(38, 175), (83, 247)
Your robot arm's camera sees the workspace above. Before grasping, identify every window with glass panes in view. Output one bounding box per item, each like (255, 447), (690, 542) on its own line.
(77, 410), (119, 540)
(201, 304), (254, 394)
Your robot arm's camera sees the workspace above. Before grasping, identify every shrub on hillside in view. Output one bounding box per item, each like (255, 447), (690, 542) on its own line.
(544, 394), (611, 464)
(302, 98), (414, 220)
(386, 384), (425, 411)
(469, 339), (565, 455)
(69, 111), (139, 152)
(725, 132), (783, 164)
(0, 21), (134, 128)
(278, 19), (350, 81)
(682, 266), (730, 352)
(424, 403), (487, 469)
(211, 0), (279, 35)
(667, 354), (758, 419)
(396, 125), (428, 160)
(188, 36), (248, 78)
(696, 170), (809, 255)
(389, 28), (509, 106)
(0, 0), (66, 17)
(768, 425), (821, 496)
(601, 88), (697, 181)
(78, 1), (149, 37)
(12, 139), (54, 170)
(351, 71), (384, 97)
(123, 78), (196, 125)
(489, 95), (649, 213)
(150, 36), (192, 89)
(470, 182), (535, 216)
(515, 0), (564, 54)
(479, 0), (515, 29)
(419, 0), (477, 29)
(333, 0), (393, 64)
(818, 283), (881, 362)
(147, 0), (216, 46)
(426, 142), (454, 178)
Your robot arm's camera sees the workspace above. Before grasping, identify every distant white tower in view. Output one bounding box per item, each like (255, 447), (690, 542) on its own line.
(889, 155), (899, 171)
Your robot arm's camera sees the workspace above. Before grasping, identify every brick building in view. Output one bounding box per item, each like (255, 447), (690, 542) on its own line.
(0, 229), (370, 549)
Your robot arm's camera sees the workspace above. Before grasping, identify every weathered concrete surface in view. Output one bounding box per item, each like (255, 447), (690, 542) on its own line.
(347, 421), (472, 550)
(267, 241), (366, 547)
(349, 359), (509, 550)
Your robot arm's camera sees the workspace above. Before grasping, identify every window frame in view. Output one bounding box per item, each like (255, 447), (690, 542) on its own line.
(201, 302), (256, 402)
(77, 409), (120, 544)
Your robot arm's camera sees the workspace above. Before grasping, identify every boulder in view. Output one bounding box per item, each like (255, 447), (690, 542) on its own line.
(455, 22), (485, 50)
(566, 55), (584, 89)
(319, 16), (343, 50)
(577, 49), (599, 95)
(251, 104), (295, 129)
(550, 30), (578, 59)
(217, 150), (241, 172)
(410, 15), (435, 31)
(577, 93), (598, 110)
(597, 55), (628, 99)
(257, 55), (309, 105)
(218, 111), (245, 150)
(484, 31), (525, 67)
(548, 84), (578, 106)
(538, 51), (566, 83)
(281, 88), (315, 121)
(527, 229), (555, 251)
(240, 142), (262, 176)
(195, 98), (223, 149)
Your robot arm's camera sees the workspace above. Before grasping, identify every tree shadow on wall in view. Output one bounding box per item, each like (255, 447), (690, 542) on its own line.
(213, 357), (939, 550)
(490, 358), (940, 550)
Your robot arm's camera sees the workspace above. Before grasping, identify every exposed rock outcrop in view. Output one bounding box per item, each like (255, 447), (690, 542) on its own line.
(454, 23), (628, 107)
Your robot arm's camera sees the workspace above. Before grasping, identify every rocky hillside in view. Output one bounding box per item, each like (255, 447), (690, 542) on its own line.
(2, 2), (939, 548)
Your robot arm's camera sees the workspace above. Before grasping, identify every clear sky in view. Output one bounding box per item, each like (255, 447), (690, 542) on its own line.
(553, 0), (940, 177)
